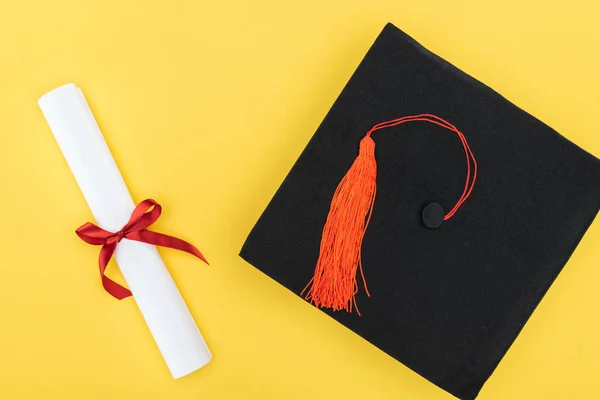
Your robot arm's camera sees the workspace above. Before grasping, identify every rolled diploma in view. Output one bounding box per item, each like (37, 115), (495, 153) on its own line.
(38, 83), (211, 378)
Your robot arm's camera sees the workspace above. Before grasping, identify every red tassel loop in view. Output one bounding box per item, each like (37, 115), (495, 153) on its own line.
(302, 114), (477, 314)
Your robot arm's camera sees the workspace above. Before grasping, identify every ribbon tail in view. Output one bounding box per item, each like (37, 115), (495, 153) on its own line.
(129, 230), (209, 265)
(99, 241), (132, 300)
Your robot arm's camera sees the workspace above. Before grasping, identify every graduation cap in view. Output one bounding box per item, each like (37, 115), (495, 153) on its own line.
(240, 23), (600, 399)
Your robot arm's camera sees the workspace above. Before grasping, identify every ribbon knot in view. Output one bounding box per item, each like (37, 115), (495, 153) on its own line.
(76, 199), (208, 300)
(115, 231), (125, 242)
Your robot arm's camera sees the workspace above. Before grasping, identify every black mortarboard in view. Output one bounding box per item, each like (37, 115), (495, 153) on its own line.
(240, 23), (600, 399)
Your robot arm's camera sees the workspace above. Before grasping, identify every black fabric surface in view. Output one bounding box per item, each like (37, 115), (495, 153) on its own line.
(240, 23), (600, 399)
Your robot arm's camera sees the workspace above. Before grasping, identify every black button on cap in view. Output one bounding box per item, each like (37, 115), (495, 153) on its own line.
(422, 203), (444, 229)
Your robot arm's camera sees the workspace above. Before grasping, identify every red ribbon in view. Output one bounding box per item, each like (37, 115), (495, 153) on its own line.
(76, 199), (208, 300)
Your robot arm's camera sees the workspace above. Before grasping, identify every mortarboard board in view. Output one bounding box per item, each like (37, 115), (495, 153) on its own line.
(240, 23), (600, 399)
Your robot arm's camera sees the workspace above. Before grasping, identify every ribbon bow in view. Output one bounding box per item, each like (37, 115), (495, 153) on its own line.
(76, 199), (208, 300)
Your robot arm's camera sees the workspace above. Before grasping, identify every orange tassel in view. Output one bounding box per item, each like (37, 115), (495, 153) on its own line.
(302, 136), (377, 315)
(302, 114), (478, 315)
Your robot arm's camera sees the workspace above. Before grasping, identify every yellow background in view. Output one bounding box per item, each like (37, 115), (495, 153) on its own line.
(1, 1), (599, 399)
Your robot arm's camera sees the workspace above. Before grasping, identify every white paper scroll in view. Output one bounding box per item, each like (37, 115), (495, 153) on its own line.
(38, 83), (211, 378)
